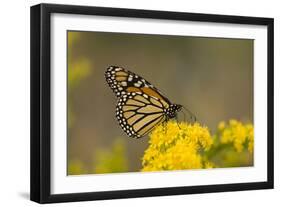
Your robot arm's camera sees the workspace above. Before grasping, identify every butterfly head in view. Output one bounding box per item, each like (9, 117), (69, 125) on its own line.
(165, 104), (182, 119)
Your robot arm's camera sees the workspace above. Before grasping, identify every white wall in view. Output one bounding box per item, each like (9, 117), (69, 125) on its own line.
(0, 0), (279, 206)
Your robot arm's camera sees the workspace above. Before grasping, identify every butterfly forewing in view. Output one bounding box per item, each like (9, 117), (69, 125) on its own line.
(105, 66), (171, 104)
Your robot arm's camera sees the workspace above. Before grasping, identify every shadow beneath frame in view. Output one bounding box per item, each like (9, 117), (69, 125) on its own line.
(18, 192), (30, 200)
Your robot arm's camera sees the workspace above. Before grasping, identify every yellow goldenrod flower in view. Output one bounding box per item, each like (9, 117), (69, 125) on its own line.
(204, 161), (215, 169)
(141, 121), (213, 172)
(219, 120), (254, 153)
(218, 121), (226, 131)
(246, 124), (254, 153)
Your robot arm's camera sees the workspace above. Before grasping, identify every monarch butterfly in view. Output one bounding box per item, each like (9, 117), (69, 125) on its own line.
(105, 66), (195, 138)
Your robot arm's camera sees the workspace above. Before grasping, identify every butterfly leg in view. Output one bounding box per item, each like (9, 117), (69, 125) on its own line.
(175, 115), (181, 130)
(161, 121), (166, 134)
(162, 117), (169, 134)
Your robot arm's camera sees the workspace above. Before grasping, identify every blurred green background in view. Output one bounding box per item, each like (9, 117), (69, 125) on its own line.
(67, 31), (253, 175)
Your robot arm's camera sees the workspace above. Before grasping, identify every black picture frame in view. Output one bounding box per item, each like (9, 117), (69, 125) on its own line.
(30, 3), (274, 204)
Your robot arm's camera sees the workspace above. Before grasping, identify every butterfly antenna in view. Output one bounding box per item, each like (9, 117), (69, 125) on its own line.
(181, 110), (186, 122)
(182, 106), (197, 122)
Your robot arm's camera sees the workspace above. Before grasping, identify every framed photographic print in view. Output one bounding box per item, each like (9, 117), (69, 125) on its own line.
(30, 3), (274, 203)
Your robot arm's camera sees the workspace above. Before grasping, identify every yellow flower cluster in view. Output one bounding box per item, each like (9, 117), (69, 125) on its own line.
(218, 119), (254, 153)
(142, 121), (213, 172)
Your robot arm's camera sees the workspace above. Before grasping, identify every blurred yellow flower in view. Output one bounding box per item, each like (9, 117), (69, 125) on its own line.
(68, 32), (80, 50)
(93, 138), (129, 174)
(218, 121), (226, 131)
(68, 159), (87, 175)
(220, 119), (254, 153)
(204, 161), (215, 169)
(68, 58), (91, 90)
(67, 32), (92, 128)
(142, 121), (213, 172)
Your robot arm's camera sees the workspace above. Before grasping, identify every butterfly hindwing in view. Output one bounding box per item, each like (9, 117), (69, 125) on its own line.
(116, 92), (169, 138)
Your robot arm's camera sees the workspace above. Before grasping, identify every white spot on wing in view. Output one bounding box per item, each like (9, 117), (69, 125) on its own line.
(121, 82), (127, 86)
